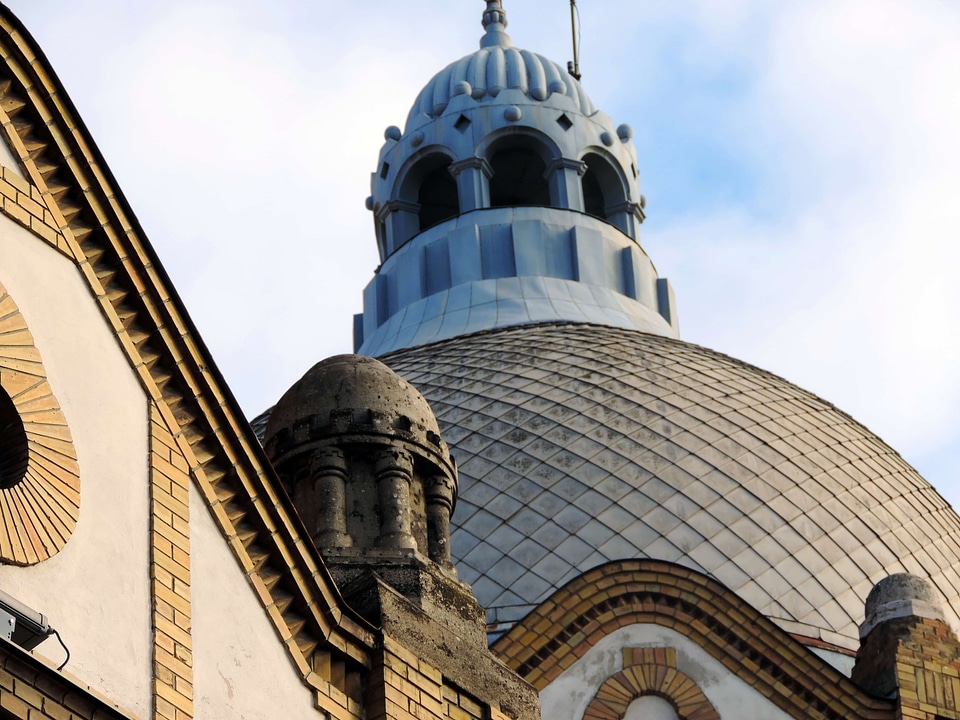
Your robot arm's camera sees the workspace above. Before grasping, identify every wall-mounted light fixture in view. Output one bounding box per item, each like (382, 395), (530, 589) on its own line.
(0, 587), (52, 650)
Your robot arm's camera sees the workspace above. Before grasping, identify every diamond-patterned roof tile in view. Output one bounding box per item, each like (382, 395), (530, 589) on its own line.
(379, 323), (960, 649)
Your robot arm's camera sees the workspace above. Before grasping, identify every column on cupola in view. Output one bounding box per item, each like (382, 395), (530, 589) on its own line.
(307, 447), (352, 548)
(425, 474), (456, 567)
(546, 158), (587, 212)
(376, 199), (419, 257)
(449, 157), (493, 212)
(606, 199), (645, 239)
(374, 447), (417, 550)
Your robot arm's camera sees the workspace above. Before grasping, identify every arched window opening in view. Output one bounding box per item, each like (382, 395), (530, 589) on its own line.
(582, 164), (605, 218)
(489, 147), (549, 208)
(581, 152), (627, 222)
(624, 695), (679, 720)
(0, 386), (28, 489)
(418, 160), (459, 231)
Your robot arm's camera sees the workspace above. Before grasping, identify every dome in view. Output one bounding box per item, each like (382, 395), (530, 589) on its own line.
(365, 1), (644, 281)
(405, 46), (596, 131)
(382, 323), (960, 651)
(265, 354), (444, 457)
(405, 3), (596, 130)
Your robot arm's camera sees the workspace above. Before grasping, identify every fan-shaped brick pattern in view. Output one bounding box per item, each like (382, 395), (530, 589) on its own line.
(0, 283), (79, 564)
(382, 323), (960, 649)
(585, 648), (718, 720)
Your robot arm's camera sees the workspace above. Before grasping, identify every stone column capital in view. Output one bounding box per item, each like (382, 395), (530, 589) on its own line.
(545, 157), (587, 177)
(449, 156), (494, 179)
(374, 446), (414, 476)
(310, 445), (347, 474)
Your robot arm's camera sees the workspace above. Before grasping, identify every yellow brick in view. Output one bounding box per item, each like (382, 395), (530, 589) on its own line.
(174, 674), (194, 701)
(155, 663), (175, 686)
(155, 679), (193, 715)
(156, 581), (191, 616)
(154, 519), (190, 555)
(0, 177), (17, 199)
(173, 609), (192, 633)
(155, 615), (193, 650)
(29, 215), (60, 246)
(3, 196), (30, 225)
(155, 695), (177, 720)
(44, 699), (73, 720)
(16, 191), (43, 219)
(3, 169), (29, 194)
(0, 692), (29, 717)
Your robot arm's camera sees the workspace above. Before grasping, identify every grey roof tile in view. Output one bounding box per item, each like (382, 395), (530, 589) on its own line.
(380, 323), (960, 647)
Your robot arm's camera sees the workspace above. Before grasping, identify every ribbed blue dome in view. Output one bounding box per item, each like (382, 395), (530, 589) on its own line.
(405, 45), (596, 129)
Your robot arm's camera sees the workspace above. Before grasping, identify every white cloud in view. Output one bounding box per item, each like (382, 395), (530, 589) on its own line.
(5, 0), (959, 507)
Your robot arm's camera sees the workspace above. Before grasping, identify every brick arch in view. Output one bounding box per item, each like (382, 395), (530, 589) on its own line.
(0, 282), (79, 564)
(492, 560), (895, 720)
(584, 647), (719, 720)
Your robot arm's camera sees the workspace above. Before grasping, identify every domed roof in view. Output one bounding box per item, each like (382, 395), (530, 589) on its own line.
(265, 354), (441, 446)
(404, 2), (595, 131)
(406, 47), (596, 129)
(382, 323), (960, 650)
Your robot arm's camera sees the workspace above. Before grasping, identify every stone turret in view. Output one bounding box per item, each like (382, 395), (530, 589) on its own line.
(853, 573), (960, 718)
(264, 354), (538, 720)
(264, 354), (457, 574)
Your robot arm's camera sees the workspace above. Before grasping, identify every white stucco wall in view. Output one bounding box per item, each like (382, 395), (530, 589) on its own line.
(0, 213), (152, 716)
(539, 623), (795, 720)
(0, 141), (24, 178)
(190, 482), (319, 720)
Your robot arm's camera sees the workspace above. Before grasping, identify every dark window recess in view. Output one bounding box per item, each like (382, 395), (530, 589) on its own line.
(557, 114), (573, 131)
(418, 162), (459, 231)
(581, 153), (626, 221)
(582, 163), (605, 218)
(489, 148), (549, 207)
(0, 386), (27, 489)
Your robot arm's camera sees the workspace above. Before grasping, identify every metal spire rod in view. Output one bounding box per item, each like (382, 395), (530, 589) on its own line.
(568, 0), (582, 80)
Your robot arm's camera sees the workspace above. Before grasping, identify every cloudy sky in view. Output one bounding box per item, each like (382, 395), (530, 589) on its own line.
(6, 1), (959, 509)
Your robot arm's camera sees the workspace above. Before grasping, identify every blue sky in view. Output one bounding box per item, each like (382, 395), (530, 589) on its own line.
(6, 1), (960, 511)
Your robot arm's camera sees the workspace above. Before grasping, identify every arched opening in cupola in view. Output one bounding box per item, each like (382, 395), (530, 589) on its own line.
(581, 152), (628, 221)
(489, 146), (550, 208)
(416, 157), (459, 231)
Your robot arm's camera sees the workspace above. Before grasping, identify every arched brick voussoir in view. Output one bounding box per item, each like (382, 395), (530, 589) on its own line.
(0, 283), (79, 565)
(583, 648), (720, 720)
(490, 559), (896, 720)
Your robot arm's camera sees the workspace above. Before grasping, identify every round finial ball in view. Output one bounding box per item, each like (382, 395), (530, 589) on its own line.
(639, 194), (647, 210)
(384, 126), (402, 142)
(453, 81), (472, 97)
(504, 105), (523, 122)
(617, 124), (634, 142)
(600, 131), (615, 147)
(410, 131), (425, 148)
(364, 196), (374, 211)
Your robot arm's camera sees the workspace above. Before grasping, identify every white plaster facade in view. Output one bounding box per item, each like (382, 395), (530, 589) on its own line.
(189, 483), (318, 720)
(0, 211), (152, 717)
(539, 624), (795, 720)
